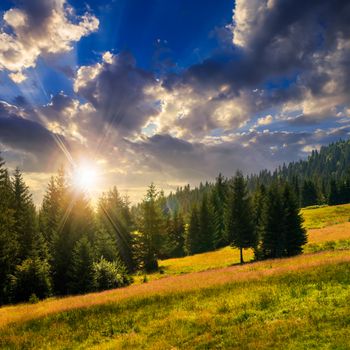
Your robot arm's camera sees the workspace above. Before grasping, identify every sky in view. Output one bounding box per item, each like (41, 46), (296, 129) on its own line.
(0, 0), (350, 204)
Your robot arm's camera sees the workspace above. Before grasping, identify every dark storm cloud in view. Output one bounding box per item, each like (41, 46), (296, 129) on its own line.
(74, 51), (160, 136)
(127, 126), (350, 182)
(194, 0), (348, 86)
(0, 101), (68, 172)
(162, 0), (350, 123)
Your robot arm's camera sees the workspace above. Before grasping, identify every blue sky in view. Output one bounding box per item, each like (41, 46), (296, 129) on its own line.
(0, 0), (349, 203)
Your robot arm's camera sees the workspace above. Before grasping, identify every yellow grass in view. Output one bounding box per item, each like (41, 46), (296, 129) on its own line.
(302, 203), (350, 229)
(307, 222), (350, 244)
(160, 246), (253, 274)
(0, 249), (349, 329)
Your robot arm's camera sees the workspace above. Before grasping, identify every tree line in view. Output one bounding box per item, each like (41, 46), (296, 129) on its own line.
(2, 139), (349, 304)
(0, 161), (133, 304)
(166, 139), (350, 215)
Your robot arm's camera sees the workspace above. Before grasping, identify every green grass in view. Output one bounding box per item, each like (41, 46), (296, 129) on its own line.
(134, 204), (350, 283)
(1, 204), (350, 349)
(304, 239), (350, 254)
(301, 203), (350, 229)
(1, 259), (349, 349)
(134, 246), (254, 283)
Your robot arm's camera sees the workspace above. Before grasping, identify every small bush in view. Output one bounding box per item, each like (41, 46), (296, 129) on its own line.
(8, 258), (52, 303)
(29, 293), (39, 304)
(92, 258), (132, 292)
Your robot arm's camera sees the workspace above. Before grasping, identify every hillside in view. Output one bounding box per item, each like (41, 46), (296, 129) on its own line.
(164, 139), (350, 215)
(1, 204), (350, 349)
(0, 250), (349, 349)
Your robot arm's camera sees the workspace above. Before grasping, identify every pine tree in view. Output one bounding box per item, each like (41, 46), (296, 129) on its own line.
(11, 168), (38, 261)
(260, 184), (285, 259)
(328, 179), (339, 205)
(225, 171), (256, 263)
(68, 238), (94, 294)
(135, 184), (164, 271)
(301, 180), (319, 207)
(48, 168), (71, 295)
(252, 183), (267, 259)
(167, 210), (186, 257)
(211, 173), (228, 248)
(39, 176), (61, 247)
(94, 227), (119, 262)
(282, 184), (307, 256)
(0, 156), (18, 303)
(97, 188), (135, 271)
(199, 194), (214, 253)
(186, 205), (201, 254)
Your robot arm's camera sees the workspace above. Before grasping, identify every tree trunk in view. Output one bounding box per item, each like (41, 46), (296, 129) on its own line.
(240, 247), (244, 264)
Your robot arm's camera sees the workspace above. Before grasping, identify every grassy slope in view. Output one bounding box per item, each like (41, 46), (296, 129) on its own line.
(1, 251), (349, 349)
(141, 204), (350, 280)
(1, 204), (350, 349)
(301, 203), (350, 229)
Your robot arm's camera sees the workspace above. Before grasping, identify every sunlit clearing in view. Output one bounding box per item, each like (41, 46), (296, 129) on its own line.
(72, 163), (99, 191)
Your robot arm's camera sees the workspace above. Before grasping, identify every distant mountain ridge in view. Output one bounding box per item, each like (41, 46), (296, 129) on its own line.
(165, 139), (350, 214)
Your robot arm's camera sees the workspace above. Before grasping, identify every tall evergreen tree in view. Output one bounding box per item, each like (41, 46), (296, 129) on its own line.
(134, 184), (164, 271)
(211, 173), (228, 248)
(225, 171), (256, 264)
(68, 238), (94, 294)
(282, 184), (307, 256)
(97, 188), (135, 271)
(186, 205), (201, 255)
(0, 157), (18, 303)
(328, 179), (339, 205)
(199, 194), (214, 253)
(252, 183), (267, 259)
(260, 184), (286, 259)
(11, 168), (38, 260)
(301, 180), (319, 207)
(167, 210), (186, 257)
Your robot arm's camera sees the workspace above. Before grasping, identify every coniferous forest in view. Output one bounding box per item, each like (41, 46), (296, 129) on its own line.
(1, 139), (350, 305)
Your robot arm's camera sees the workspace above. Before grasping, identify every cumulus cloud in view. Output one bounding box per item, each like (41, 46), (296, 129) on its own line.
(169, 0), (350, 127)
(0, 100), (69, 171)
(0, 0), (99, 82)
(257, 114), (273, 126)
(74, 51), (160, 137)
(125, 125), (350, 184)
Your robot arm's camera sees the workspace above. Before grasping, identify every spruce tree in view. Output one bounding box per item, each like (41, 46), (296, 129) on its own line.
(68, 238), (94, 294)
(199, 194), (214, 253)
(225, 171), (255, 264)
(11, 168), (38, 261)
(97, 188), (135, 271)
(252, 183), (267, 260)
(186, 205), (201, 254)
(260, 184), (285, 259)
(167, 210), (186, 257)
(94, 227), (119, 262)
(211, 173), (228, 248)
(301, 180), (319, 207)
(0, 156), (18, 303)
(135, 184), (164, 271)
(283, 184), (307, 256)
(328, 179), (339, 205)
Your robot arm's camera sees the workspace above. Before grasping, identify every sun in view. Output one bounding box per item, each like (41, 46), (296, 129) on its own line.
(72, 163), (99, 191)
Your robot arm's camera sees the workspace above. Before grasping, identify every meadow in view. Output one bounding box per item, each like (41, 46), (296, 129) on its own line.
(0, 250), (349, 349)
(301, 203), (350, 229)
(1, 204), (350, 349)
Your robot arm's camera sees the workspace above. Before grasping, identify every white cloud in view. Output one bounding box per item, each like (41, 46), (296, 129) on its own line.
(232, 0), (271, 47)
(0, 0), (99, 82)
(257, 114), (273, 126)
